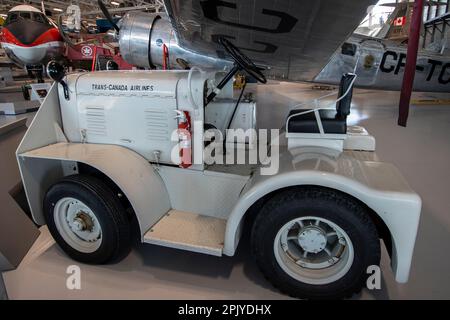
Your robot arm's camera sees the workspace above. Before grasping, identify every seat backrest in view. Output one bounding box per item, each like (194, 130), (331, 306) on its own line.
(336, 73), (356, 118)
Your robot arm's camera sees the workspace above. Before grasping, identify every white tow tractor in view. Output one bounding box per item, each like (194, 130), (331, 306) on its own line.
(16, 34), (420, 299)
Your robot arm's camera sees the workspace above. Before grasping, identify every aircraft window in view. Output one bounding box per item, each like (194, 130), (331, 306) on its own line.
(33, 13), (45, 23)
(19, 12), (31, 20)
(6, 13), (18, 24)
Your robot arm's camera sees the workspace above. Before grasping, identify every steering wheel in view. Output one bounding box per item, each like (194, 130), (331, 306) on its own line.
(205, 37), (266, 105)
(219, 37), (267, 84)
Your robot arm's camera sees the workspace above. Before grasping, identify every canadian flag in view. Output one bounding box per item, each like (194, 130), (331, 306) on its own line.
(393, 16), (406, 26)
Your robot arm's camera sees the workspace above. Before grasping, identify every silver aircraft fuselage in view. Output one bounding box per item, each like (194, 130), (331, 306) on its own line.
(314, 33), (450, 93)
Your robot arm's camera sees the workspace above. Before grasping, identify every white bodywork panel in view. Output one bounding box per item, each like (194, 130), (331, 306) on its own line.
(158, 165), (249, 220)
(16, 84), (63, 154)
(223, 146), (421, 283)
(344, 126), (376, 151)
(16, 84), (70, 226)
(59, 71), (209, 167)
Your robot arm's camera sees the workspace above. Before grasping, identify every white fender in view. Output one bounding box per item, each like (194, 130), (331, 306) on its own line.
(19, 143), (171, 238)
(223, 147), (421, 283)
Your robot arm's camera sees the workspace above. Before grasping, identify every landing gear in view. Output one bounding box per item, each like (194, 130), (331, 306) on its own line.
(43, 175), (131, 264)
(251, 187), (380, 299)
(26, 65), (45, 83)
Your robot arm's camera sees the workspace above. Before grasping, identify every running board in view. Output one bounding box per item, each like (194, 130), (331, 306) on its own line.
(143, 210), (226, 256)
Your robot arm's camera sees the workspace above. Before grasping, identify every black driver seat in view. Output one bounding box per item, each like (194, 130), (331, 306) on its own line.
(287, 73), (356, 134)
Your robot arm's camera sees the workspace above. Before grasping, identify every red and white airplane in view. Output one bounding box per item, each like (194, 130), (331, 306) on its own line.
(0, 5), (64, 69)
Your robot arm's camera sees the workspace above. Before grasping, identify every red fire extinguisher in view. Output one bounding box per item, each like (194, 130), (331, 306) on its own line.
(175, 110), (192, 168)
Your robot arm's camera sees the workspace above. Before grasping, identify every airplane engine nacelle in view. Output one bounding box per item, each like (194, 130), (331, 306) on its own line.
(118, 11), (229, 70)
(118, 11), (167, 69)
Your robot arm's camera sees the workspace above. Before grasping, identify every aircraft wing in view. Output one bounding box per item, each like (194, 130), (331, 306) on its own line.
(163, 0), (377, 81)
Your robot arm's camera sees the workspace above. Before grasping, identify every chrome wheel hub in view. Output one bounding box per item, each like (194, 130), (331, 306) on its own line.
(274, 216), (354, 285)
(298, 227), (327, 253)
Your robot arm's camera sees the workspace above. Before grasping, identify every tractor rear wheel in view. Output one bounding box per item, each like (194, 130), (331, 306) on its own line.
(43, 174), (131, 264)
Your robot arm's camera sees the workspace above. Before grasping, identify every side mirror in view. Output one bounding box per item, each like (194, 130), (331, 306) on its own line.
(106, 60), (119, 71)
(46, 60), (69, 100)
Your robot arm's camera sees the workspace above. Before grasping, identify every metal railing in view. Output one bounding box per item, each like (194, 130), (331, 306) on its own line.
(423, 0), (450, 50)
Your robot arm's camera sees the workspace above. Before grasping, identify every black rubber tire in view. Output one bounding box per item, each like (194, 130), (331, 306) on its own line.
(43, 174), (131, 264)
(251, 187), (380, 299)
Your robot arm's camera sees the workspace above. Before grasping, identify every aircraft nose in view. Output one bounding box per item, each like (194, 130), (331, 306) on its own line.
(6, 21), (54, 46)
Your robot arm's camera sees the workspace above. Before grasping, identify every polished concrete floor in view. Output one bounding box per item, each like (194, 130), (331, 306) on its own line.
(3, 82), (450, 299)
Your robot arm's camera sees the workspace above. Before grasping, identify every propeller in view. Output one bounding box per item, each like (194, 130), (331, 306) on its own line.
(97, 0), (120, 33)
